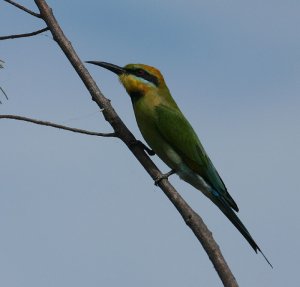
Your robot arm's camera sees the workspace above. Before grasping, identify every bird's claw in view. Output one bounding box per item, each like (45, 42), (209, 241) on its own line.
(154, 169), (176, 185)
(130, 140), (155, 156)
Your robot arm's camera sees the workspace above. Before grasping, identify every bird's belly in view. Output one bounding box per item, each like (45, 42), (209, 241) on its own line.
(176, 162), (212, 198)
(135, 113), (182, 168)
(142, 128), (212, 197)
(146, 136), (183, 169)
(155, 144), (212, 197)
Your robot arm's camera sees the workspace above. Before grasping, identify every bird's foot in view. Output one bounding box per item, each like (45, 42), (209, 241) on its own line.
(130, 139), (155, 156)
(154, 169), (176, 185)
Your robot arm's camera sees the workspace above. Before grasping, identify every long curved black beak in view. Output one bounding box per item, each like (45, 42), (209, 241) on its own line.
(85, 61), (126, 75)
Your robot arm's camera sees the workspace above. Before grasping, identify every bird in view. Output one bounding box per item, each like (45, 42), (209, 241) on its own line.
(86, 61), (272, 267)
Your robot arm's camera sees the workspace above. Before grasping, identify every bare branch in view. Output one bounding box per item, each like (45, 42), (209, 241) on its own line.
(0, 87), (8, 100)
(0, 61), (8, 102)
(4, 0), (41, 18)
(0, 115), (116, 137)
(0, 27), (49, 40)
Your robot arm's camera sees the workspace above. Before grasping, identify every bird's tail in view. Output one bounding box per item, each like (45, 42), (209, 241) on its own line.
(211, 192), (273, 268)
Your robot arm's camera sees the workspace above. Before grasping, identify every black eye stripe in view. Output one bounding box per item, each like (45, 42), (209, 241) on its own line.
(126, 68), (159, 86)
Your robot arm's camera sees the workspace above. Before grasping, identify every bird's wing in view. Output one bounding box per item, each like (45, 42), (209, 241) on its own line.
(155, 104), (238, 211)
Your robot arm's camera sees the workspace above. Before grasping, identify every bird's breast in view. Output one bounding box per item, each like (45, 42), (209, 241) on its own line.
(132, 95), (183, 169)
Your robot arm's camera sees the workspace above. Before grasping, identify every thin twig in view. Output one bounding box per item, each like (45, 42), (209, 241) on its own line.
(0, 115), (116, 137)
(0, 88), (8, 100)
(0, 61), (8, 102)
(4, 0), (41, 18)
(0, 27), (49, 40)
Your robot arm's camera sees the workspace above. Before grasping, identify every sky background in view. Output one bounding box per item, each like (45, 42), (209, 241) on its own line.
(1, 1), (300, 286)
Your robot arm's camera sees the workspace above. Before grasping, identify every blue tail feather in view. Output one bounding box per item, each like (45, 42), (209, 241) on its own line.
(211, 190), (273, 268)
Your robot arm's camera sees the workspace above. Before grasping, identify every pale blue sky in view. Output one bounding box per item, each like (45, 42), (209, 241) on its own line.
(1, 1), (300, 286)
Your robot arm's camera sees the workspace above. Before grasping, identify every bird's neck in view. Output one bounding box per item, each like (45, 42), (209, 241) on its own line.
(130, 86), (179, 110)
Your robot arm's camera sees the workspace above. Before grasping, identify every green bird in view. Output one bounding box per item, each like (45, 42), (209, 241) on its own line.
(87, 61), (272, 267)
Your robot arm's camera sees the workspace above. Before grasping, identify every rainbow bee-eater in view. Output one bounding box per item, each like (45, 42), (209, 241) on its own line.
(87, 61), (272, 267)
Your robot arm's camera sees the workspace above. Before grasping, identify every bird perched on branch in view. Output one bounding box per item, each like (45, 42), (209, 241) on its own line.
(86, 60), (272, 267)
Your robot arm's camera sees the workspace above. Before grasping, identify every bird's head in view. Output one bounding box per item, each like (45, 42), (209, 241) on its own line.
(86, 61), (167, 100)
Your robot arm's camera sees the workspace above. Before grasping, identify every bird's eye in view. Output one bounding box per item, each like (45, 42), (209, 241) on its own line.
(136, 69), (146, 76)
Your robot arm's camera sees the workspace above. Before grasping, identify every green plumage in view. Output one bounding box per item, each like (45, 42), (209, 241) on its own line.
(86, 60), (272, 267)
(155, 104), (239, 211)
(133, 95), (262, 252)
